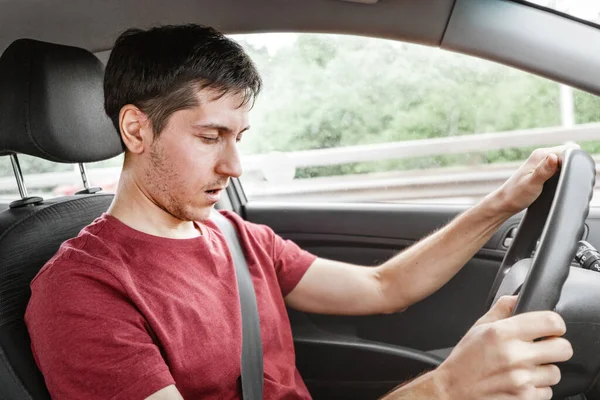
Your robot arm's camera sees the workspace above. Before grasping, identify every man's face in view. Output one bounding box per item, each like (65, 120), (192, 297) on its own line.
(140, 89), (250, 222)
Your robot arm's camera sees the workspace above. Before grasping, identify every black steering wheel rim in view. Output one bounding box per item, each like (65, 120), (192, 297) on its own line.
(485, 149), (596, 315)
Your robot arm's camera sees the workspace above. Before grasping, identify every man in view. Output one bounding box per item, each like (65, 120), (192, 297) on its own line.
(25, 24), (574, 400)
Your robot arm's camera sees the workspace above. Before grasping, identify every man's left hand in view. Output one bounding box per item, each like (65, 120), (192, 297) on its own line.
(491, 144), (580, 215)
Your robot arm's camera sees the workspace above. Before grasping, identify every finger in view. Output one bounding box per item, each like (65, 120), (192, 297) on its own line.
(494, 311), (566, 341)
(530, 153), (559, 185)
(497, 365), (561, 392)
(529, 337), (573, 365)
(527, 144), (580, 165)
(495, 338), (571, 369)
(475, 296), (518, 326)
(507, 383), (553, 400)
(486, 370), (554, 398)
(533, 386), (554, 400)
(531, 364), (562, 388)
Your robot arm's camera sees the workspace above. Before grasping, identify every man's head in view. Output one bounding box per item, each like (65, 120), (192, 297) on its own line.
(104, 24), (261, 222)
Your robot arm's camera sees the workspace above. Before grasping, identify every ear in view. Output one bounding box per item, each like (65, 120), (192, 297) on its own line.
(119, 105), (153, 154)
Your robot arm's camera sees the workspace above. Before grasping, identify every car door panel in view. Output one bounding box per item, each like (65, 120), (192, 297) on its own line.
(245, 202), (519, 344)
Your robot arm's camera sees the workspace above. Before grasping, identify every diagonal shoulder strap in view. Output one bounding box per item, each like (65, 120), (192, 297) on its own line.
(211, 210), (264, 400)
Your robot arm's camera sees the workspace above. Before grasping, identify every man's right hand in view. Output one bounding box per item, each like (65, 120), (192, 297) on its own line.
(435, 295), (573, 400)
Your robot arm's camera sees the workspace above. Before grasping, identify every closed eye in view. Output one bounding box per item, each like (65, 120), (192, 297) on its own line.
(200, 136), (220, 143)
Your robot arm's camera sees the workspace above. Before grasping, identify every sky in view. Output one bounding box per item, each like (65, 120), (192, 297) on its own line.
(231, 33), (297, 55)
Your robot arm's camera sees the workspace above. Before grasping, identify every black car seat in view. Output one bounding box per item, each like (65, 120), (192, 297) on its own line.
(0, 39), (123, 399)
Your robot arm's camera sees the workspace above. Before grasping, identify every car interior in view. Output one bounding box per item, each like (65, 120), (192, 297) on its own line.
(1, 0), (600, 399)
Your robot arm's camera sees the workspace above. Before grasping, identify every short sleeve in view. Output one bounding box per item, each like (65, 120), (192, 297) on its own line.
(25, 262), (175, 400)
(264, 229), (317, 297)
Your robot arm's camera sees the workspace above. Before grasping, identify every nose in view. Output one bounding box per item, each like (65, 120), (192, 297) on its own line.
(215, 139), (243, 178)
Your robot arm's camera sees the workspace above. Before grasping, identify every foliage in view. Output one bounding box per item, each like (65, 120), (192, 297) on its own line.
(237, 34), (600, 178)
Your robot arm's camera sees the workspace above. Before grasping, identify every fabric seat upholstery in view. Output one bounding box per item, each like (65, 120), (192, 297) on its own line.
(0, 39), (123, 399)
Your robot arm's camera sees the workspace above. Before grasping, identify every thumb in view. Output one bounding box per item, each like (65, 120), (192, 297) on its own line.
(474, 296), (518, 326)
(530, 153), (559, 185)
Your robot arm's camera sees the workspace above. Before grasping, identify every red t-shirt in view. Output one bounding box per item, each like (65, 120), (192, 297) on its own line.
(25, 211), (316, 400)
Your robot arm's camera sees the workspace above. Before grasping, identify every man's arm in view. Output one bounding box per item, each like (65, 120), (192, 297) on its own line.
(285, 146), (572, 315)
(285, 194), (511, 315)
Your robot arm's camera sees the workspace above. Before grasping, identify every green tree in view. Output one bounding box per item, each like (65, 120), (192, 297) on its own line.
(237, 34), (594, 178)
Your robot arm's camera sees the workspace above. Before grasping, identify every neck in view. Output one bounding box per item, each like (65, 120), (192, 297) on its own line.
(107, 167), (202, 239)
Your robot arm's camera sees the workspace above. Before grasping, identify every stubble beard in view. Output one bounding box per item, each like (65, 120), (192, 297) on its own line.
(146, 140), (199, 222)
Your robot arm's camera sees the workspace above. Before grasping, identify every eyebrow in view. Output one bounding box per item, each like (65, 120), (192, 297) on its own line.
(194, 123), (250, 135)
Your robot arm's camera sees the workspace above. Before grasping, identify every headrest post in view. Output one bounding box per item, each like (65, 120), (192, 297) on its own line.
(78, 163), (90, 190)
(10, 154), (28, 199)
(74, 163), (102, 195)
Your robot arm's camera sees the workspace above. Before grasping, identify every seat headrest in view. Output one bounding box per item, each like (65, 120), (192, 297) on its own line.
(0, 39), (124, 163)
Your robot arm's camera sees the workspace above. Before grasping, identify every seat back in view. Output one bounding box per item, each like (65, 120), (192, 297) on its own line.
(0, 196), (114, 399)
(0, 39), (123, 399)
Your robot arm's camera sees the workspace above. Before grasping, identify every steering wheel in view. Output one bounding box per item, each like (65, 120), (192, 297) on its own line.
(485, 148), (596, 314)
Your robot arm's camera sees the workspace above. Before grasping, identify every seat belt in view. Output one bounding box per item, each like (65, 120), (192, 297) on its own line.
(211, 210), (264, 400)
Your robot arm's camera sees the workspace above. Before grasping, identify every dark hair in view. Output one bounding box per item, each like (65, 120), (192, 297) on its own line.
(104, 24), (262, 138)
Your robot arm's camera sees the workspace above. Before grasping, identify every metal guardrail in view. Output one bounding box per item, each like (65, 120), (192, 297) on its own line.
(1, 123), (599, 203)
(241, 122), (600, 173)
(242, 158), (600, 204)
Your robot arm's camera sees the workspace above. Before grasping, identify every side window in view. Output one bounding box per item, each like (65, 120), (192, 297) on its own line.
(234, 33), (600, 205)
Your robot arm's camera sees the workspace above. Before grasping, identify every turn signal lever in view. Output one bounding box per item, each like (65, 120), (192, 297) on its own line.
(574, 241), (600, 273)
